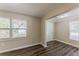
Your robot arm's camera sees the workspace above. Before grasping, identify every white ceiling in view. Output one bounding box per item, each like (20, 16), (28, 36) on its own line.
(0, 3), (62, 18)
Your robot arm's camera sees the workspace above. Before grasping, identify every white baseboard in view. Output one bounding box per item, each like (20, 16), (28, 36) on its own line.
(0, 42), (41, 53)
(41, 43), (47, 47)
(55, 39), (79, 48)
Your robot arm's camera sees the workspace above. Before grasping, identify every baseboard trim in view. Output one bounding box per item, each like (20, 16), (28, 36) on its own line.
(55, 39), (79, 48)
(41, 43), (47, 47)
(0, 42), (41, 53)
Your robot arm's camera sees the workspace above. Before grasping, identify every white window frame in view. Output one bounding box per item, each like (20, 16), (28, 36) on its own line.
(0, 17), (26, 40)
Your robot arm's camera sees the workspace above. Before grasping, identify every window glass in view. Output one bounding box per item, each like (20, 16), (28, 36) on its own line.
(0, 17), (10, 28)
(0, 17), (27, 39)
(12, 19), (26, 28)
(12, 29), (26, 38)
(0, 30), (10, 38)
(69, 21), (79, 41)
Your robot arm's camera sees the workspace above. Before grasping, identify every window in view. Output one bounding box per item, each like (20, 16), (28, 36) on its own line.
(12, 19), (26, 28)
(0, 17), (10, 28)
(0, 17), (27, 39)
(69, 21), (79, 41)
(0, 30), (10, 38)
(0, 17), (10, 38)
(12, 19), (26, 38)
(12, 30), (26, 38)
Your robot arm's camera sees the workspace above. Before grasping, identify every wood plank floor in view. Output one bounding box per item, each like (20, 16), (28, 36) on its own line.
(0, 41), (79, 56)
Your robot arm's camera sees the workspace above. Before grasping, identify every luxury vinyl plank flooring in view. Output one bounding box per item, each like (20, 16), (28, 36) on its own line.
(0, 41), (79, 56)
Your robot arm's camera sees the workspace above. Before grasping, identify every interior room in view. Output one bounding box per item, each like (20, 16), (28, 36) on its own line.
(0, 3), (79, 56)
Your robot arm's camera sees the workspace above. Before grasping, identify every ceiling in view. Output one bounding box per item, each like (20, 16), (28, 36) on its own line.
(0, 3), (62, 18)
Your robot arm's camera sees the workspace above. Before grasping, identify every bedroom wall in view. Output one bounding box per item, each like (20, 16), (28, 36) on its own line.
(55, 17), (79, 48)
(0, 11), (41, 53)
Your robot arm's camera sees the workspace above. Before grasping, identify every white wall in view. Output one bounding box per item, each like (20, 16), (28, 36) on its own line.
(45, 20), (54, 42)
(41, 19), (47, 47)
(0, 11), (41, 53)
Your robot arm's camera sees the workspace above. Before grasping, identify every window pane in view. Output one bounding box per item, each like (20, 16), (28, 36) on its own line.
(12, 29), (26, 38)
(0, 30), (10, 38)
(70, 32), (79, 41)
(0, 17), (10, 28)
(12, 19), (26, 28)
(69, 21), (79, 41)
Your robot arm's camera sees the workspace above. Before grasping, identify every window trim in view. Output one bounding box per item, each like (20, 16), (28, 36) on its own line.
(0, 17), (26, 40)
